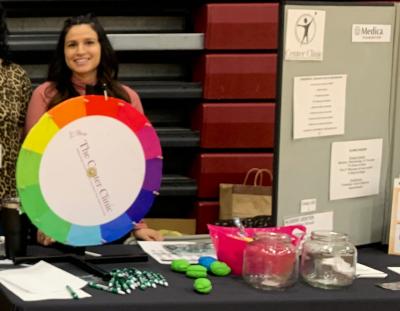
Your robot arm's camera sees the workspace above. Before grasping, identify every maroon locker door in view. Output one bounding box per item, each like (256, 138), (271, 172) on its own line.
(195, 3), (279, 50)
(192, 103), (275, 148)
(193, 54), (277, 100)
(191, 153), (274, 198)
(192, 201), (219, 234)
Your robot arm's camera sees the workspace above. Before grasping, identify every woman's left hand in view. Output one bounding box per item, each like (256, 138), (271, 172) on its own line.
(37, 230), (56, 246)
(132, 228), (164, 241)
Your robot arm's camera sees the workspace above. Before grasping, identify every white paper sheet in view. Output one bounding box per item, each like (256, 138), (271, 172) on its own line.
(293, 74), (347, 139)
(0, 261), (91, 301)
(284, 211), (333, 235)
(356, 263), (387, 278)
(330, 139), (383, 200)
(138, 241), (216, 264)
(387, 266), (400, 275)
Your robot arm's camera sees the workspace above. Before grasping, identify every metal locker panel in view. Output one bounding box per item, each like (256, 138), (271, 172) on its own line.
(195, 3), (279, 50)
(194, 54), (277, 100)
(193, 201), (219, 234)
(192, 153), (274, 198)
(193, 103), (275, 148)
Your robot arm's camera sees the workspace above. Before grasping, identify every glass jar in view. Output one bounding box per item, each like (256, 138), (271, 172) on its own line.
(242, 232), (298, 290)
(300, 231), (357, 289)
(1, 197), (27, 259)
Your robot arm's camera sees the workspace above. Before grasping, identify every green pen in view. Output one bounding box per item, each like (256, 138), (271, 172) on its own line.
(66, 285), (79, 299)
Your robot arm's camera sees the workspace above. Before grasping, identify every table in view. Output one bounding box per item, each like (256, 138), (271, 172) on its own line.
(1, 244), (400, 311)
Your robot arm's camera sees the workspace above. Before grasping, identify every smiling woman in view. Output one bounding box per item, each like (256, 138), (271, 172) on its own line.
(24, 13), (163, 245)
(25, 13), (144, 134)
(64, 24), (101, 82)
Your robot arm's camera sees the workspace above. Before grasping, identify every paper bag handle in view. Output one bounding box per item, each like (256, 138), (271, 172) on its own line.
(254, 169), (273, 186)
(243, 168), (273, 186)
(243, 168), (260, 185)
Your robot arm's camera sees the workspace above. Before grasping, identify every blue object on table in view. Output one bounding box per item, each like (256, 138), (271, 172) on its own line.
(198, 256), (217, 271)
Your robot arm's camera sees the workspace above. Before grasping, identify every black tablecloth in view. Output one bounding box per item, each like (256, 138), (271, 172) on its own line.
(1, 244), (400, 311)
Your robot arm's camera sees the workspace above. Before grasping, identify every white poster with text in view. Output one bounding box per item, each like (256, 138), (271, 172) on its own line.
(294, 74), (346, 139)
(284, 211), (333, 236)
(330, 139), (382, 200)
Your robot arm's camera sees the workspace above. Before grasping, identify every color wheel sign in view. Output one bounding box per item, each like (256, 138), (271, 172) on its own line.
(16, 95), (162, 246)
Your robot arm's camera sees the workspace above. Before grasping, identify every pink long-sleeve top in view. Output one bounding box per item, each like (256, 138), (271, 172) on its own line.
(25, 78), (143, 135)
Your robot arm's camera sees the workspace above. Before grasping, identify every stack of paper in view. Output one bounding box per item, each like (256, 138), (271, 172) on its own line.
(138, 241), (216, 264)
(0, 260), (91, 301)
(356, 263), (387, 278)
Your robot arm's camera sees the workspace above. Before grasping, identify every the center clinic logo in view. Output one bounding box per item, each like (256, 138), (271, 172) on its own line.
(295, 14), (316, 45)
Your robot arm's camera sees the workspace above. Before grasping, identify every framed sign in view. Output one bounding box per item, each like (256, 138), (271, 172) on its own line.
(16, 95), (162, 246)
(389, 178), (400, 255)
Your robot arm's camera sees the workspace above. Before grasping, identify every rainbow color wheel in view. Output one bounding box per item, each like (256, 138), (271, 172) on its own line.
(16, 95), (162, 246)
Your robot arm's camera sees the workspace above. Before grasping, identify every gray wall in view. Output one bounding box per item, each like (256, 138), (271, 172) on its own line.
(277, 3), (396, 245)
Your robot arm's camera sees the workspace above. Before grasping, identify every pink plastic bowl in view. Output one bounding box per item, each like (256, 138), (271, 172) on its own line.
(208, 224), (306, 275)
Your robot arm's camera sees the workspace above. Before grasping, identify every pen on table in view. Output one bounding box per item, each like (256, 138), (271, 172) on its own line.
(66, 285), (79, 299)
(84, 250), (102, 257)
(88, 282), (126, 295)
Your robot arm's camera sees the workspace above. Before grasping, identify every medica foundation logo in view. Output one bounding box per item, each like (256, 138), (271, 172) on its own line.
(285, 9), (325, 61)
(352, 24), (391, 43)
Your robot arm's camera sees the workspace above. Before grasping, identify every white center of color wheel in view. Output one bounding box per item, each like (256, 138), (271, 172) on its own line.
(39, 116), (146, 226)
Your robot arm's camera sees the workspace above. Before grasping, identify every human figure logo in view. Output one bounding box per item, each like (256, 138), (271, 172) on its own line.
(285, 9), (324, 61)
(295, 14), (316, 45)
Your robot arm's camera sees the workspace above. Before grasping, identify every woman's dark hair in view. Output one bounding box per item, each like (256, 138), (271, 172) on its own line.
(47, 13), (129, 108)
(0, 3), (12, 65)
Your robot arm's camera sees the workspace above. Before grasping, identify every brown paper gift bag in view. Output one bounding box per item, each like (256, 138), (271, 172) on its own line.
(219, 168), (273, 220)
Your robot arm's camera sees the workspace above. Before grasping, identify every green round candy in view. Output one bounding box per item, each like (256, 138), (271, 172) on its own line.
(185, 264), (208, 278)
(210, 261), (231, 276)
(194, 278), (212, 294)
(171, 259), (191, 273)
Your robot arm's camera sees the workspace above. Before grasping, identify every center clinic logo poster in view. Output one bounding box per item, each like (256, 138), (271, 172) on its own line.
(285, 9), (326, 61)
(17, 96), (162, 246)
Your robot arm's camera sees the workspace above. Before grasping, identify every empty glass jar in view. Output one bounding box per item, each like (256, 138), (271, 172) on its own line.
(300, 231), (357, 289)
(242, 232), (298, 290)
